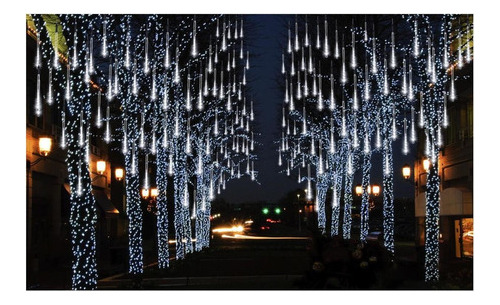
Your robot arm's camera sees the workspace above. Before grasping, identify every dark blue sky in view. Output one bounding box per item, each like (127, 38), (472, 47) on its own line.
(220, 15), (414, 204)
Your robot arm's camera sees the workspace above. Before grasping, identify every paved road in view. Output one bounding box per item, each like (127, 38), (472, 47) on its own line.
(99, 226), (313, 289)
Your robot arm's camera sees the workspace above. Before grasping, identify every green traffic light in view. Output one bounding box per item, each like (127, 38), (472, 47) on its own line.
(275, 208), (281, 214)
(262, 208), (269, 215)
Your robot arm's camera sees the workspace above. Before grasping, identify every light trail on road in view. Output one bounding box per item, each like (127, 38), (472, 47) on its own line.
(221, 234), (310, 240)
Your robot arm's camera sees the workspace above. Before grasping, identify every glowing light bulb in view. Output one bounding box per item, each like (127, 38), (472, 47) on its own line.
(408, 64), (414, 101)
(334, 25), (340, 59)
(457, 30), (463, 69)
(281, 53), (285, 74)
(186, 74), (192, 111)
(402, 118), (409, 155)
(466, 19), (472, 63)
(107, 65), (113, 101)
(79, 111), (85, 147)
(72, 31), (78, 69)
(60, 113), (66, 149)
(151, 132), (156, 155)
(450, 67), (456, 101)
(402, 59), (407, 95)
(323, 19), (329, 58)
(329, 76), (336, 111)
(410, 107), (417, 144)
(53, 27), (59, 70)
(353, 122), (359, 148)
(35, 31), (41, 69)
(371, 38), (378, 73)
(294, 20), (299, 52)
(330, 126), (336, 153)
(351, 30), (356, 69)
(96, 91), (102, 128)
(443, 31), (449, 69)
(35, 72), (41, 117)
(144, 37), (149, 74)
(99, 22), (108, 58)
(104, 106), (111, 143)
(413, 19), (419, 57)
(341, 107), (347, 137)
(443, 94), (449, 128)
(122, 118), (128, 154)
(353, 74), (358, 111)
(316, 21), (321, 49)
(191, 19), (197, 57)
(89, 37), (94, 74)
(168, 154), (173, 176)
(341, 46), (347, 84)
(391, 106), (397, 141)
(383, 59), (389, 96)
(390, 29), (396, 69)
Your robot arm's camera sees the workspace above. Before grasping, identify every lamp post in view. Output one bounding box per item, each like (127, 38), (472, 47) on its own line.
(296, 193), (302, 232)
(355, 183), (381, 243)
(30, 137), (53, 167)
(142, 187), (158, 214)
(402, 164), (411, 181)
(299, 209), (302, 232)
(115, 168), (124, 181)
(422, 158), (431, 172)
(355, 184), (363, 197)
(38, 137), (52, 157)
(355, 184), (381, 211)
(96, 161), (106, 175)
(91, 160), (107, 182)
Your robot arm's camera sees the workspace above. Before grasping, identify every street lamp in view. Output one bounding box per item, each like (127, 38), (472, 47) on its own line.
(354, 184), (381, 210)
(96, 160), (106, 175)
(142, 187), (158, 214)
(115, 168), (124, 181)
(150, 188), (158, 198)
(30, 136), (53, 167)
(141, 188), (150, 199)
(423, 158), (431, 172)
(91, 160), (108, 183)
(39, 137), (52, 157)
(402, 164), (411, 180)
(298, 209), (302, 232)
(355, 184), (363, 197)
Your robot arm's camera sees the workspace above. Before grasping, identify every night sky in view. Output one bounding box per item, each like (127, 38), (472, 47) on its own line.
(218, 14), (415, 204)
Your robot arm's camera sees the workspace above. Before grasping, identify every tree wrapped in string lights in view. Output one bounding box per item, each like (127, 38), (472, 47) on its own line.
(28, 13), (258, 289)
(405, 14), (473, 282)
(278, 14), (473, 283)
(279, 16), (392, 240)
(29, 14), (99, 290)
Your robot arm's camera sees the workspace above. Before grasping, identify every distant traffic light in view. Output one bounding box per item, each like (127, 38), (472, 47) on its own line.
(275, 208), (281, 215)
(262, 208), (269, 215)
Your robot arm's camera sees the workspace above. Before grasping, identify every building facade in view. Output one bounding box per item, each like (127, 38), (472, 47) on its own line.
(414, 63), (473, 261)
(26, 22), (126, 288)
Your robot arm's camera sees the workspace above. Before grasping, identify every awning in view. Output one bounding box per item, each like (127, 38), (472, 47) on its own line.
(92, 189), (120, 216)
(415, 187), (472, 217)
(63, 183), (119, 216)
(441, 187), (472, 216)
